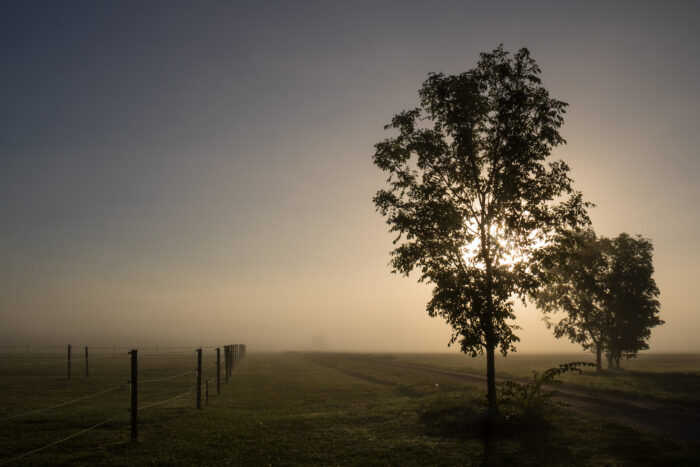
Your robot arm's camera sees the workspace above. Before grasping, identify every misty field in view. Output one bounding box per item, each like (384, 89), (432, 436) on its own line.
(382, 352), (700, 405)
(1, 351), (698, 465)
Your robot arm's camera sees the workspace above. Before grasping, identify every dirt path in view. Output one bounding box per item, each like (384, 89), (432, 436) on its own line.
(367, 357), (700, 443)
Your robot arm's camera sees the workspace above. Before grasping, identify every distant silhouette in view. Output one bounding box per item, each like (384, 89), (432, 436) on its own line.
(535, 229), (610, 371)
(536, 230), (663, 370)
(310, 334), (327, 351)
(603, 233), (663, 368)
(372, 45), (590, 413)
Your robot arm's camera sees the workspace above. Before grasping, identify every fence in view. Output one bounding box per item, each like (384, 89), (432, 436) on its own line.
(0, 343), (247, 465)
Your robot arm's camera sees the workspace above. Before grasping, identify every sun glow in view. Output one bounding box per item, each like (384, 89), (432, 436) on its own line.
(461, 220), (547, 270)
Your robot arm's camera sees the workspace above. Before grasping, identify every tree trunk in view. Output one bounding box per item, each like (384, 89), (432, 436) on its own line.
(486, 339), (497, 414)
(482, 289), (498, 414)
(480, 222), (498, 415)
(615, 356), (620, 370)
(595, 344), (602, 372)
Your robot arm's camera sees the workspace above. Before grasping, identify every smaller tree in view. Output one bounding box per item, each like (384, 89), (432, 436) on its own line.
(602, 233), (663, 369)
(535, 229), (608, 371)
(536, 231), (663, 370)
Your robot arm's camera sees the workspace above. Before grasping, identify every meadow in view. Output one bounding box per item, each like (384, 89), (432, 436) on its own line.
(381, 352), (700, 405)
(1, 350), (698, 465)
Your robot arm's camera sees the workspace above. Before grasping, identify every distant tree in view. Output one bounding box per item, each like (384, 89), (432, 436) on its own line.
(372, 45), (589, 413)
(535, 229), (609, 371)
(536, 231), (663, 371)
(602, 233), (663, 369)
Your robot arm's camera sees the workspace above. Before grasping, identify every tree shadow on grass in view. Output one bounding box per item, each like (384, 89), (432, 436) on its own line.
(419, 403), (478, 439)
(419, 403), (574, 465)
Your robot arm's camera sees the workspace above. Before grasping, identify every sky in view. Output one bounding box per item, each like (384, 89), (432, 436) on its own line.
(1, 1), (698, 353)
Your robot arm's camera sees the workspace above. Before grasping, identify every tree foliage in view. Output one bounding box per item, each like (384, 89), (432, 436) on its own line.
(603, 233), (663, 365)
(536, 231), (663, 369)
(372, 45), (589, 410)
(535, 229), (609, 369)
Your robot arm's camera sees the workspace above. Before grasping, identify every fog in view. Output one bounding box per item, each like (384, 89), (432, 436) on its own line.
(1, 1), (698, 353)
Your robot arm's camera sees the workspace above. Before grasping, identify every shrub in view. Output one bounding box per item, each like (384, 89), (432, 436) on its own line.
(498, 362), (595, 420)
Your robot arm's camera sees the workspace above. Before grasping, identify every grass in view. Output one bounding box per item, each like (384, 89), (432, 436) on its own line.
(380, 352), (700, 405)
(0, 351), (698, 465)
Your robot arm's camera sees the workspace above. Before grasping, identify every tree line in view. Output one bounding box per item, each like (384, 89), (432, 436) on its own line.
(372, 45), (663, 413)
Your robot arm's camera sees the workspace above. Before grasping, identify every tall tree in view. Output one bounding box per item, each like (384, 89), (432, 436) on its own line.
(603, 233), (663, 369)
(372, 46), (589, 412)
(535, 229), (608, 371)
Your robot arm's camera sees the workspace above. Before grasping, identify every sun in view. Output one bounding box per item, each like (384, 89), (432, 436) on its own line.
(461, 220), (547, 270)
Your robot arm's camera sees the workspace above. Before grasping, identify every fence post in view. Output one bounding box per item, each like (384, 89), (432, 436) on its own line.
(67, 345), (71, 379)
(216, 347), (221, 394)
(196, 348), (202, 410)
(130, 349), (138, 441)
(85, 346), (89, 377)
(225, 346), (229, 383)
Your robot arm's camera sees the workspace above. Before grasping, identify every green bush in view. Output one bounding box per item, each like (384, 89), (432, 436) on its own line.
(498, 362), (595, 420)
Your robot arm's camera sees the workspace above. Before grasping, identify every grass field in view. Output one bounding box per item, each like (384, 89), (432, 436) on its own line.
(380, 352), (700, 406)
(1, 351), (698, 465)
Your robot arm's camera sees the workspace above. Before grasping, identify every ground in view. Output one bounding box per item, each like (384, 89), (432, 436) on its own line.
(1, 351), (698, 465)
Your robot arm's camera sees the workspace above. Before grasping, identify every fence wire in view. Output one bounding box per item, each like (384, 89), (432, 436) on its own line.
(0, 383), (128, 422)
(138, 390), (192, 411)
(140, 369), (195, 384)
(0, 412), (124, 465)
(14, 352), (130, 368)
(1, 344), (245, 464)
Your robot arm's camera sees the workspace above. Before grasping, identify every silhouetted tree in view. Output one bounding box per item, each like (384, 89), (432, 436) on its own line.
(536, 231), (663, 371)
(602, 233), (663, 369)
(535, 229), (608, 371)
(372, 45), (589, 413)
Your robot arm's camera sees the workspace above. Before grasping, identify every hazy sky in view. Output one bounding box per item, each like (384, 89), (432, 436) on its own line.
(1, 1), (698, 352)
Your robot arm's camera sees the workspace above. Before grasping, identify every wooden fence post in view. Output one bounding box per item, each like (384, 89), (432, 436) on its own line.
(67, 345), (71, 380)
(225, 346), (229, 383)
(196, 348), (202, 410)
(130, 349), (138, 441)
(85, 346), (89, 377)
(216, 347), (221, 394)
